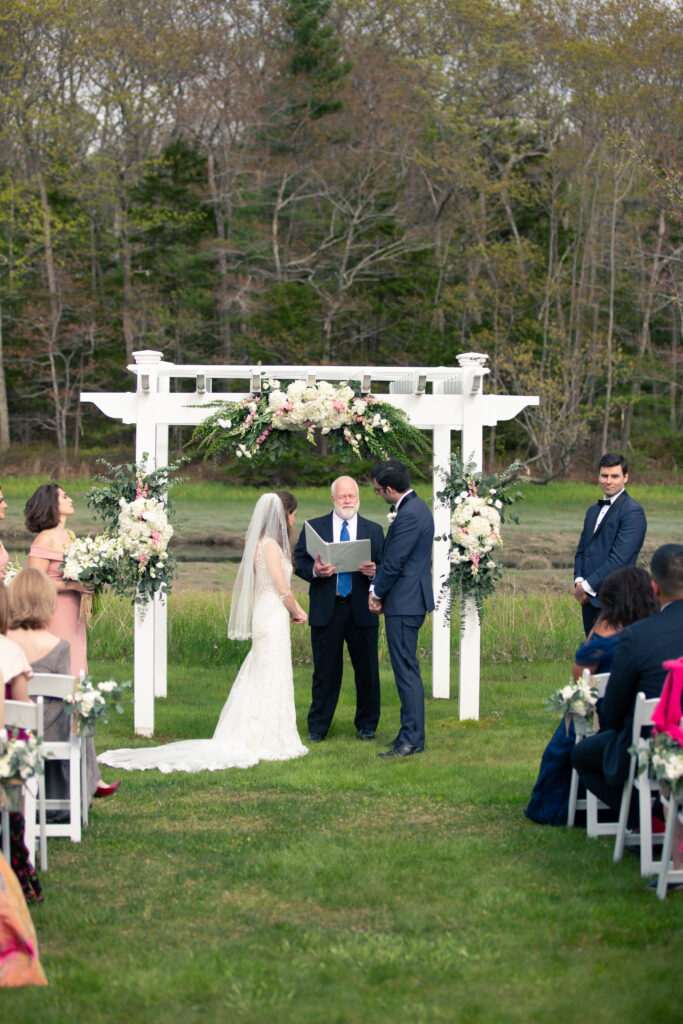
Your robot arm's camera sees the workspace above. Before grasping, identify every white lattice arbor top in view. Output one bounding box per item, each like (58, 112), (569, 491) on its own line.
(82, 349), (538, 736)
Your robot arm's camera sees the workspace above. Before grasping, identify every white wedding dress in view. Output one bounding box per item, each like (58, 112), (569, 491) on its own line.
(98, 541), (308, 773)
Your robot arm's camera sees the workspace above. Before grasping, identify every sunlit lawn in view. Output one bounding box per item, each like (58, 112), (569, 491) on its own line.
(5, 654), (682, 1023)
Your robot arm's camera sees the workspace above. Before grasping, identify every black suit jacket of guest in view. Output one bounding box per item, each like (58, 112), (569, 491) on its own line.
(600, 599), (683, 785)
(573, 490), (646, 608)
(293, 513), (385, 629)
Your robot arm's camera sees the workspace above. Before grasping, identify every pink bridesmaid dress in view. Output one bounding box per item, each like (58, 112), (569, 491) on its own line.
(27, 544), (87, 678)
(0, 539), (8, 581)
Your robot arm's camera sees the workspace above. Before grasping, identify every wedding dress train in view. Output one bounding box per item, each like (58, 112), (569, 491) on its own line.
(98, 542), (308, 773)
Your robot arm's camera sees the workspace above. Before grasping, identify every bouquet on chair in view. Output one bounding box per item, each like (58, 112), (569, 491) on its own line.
(0, 729), (44, 809)
(546, 669), (600, 736)
(635, 734), (683, 798)
(63, 675), (132, 736)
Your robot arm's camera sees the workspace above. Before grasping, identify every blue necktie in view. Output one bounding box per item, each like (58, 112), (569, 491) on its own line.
(338, 520), (351, 597)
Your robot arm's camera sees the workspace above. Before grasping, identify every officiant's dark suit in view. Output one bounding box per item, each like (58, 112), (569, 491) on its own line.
(572, 544), (683, 823)
(370, 461), (435, 755)
(574, 454), (646, 635)
(294, 490), (385, 740)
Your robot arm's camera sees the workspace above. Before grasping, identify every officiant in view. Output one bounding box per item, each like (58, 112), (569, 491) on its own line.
(294, 476), (385, 742)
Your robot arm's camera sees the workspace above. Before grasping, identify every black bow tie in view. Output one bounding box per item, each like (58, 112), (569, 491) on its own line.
(389, 505), (396, 513)
(597, 499), (611, 507)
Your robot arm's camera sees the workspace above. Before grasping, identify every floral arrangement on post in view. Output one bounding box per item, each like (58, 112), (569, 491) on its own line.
(635, 733), (683, 798)
(0, 729), (44, 809)
(84, 457), (184, 607)
(436, 456), (524, 621)
(189, 378), (431, 469)
(547, 669), (600, 737)
(63, 675), (132, 736)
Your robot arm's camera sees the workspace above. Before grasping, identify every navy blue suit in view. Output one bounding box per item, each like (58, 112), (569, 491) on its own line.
(372, 491), (434, 749)
(572, 600), (683, 820)
(294, 513), (384, 737)
(574, 491), (646, 633)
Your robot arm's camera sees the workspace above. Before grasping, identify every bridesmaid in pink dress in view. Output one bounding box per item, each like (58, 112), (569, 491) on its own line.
(25, 483), (119, 799)
(0, 485), (9, 580)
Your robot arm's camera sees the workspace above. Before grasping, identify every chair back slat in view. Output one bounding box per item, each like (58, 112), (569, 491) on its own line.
(593, 672), (610, 697)
(28, 673), (76, 701)
(631, 691), (659, 742)
(3, 696), (44, 737)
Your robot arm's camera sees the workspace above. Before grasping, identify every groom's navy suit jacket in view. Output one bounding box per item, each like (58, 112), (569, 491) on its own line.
(294, 513), (385, 628)
(573, 491), (646, 608)
(372, 491), (435, 616)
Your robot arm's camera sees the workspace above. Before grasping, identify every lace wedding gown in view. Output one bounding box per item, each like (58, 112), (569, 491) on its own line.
(98, 542), (308, 773)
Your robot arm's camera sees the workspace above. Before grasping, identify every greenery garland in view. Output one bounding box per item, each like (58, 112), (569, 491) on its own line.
(437, 456), (524, 622)
(188, 378), (431, 470)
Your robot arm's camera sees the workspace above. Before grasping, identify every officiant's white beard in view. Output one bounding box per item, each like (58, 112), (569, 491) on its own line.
(334, 500), (359, 521)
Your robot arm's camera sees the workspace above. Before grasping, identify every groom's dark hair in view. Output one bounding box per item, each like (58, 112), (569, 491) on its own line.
(371, 460), (410, 493)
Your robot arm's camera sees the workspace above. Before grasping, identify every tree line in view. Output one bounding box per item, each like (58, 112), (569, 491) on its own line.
(0, 0), (681, 478)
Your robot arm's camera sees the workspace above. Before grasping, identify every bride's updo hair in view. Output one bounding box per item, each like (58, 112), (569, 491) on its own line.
(275, 490), (297, 563)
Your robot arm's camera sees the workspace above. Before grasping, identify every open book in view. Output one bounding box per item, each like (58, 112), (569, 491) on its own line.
(304, 521), (371, 573)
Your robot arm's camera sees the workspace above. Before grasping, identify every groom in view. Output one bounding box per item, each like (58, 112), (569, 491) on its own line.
(369, 460), (434, 757)
(294, 476), (385, 741)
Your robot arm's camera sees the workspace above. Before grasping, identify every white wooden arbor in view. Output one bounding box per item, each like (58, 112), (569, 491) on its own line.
(82, 350), (537, 736)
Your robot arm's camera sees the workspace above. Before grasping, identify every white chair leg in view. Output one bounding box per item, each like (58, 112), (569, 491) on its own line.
(81, 736), (89, 827)
(1, 807), (9, 860)
(22, 779), (37, 866)
(656, 797), (678, 899)
(567, 768), (579, 827)
(69, 745), (82, 843)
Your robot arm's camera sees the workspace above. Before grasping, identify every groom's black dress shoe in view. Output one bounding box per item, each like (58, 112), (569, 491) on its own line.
(378, 743), (423, 758)
(357, 729), (375, 740)
(307, 733), (325, 743)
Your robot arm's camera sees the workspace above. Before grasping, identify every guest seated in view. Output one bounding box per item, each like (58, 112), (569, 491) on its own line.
(0, 586), (42, 902)
(571, 544), (683, 827)
(0, 586), (32, 705)
(8, 568), (102, 808)
(525, 565), (659, 825)
(0, 685), (47, 987)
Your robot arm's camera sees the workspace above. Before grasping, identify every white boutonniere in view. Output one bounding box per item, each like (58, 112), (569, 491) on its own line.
(387, 506), (397, 525)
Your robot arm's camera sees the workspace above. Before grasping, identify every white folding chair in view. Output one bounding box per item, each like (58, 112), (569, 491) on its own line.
(656, 786), (683, 899)
(27, 673), (82, 849)
(613, 692), (664, 876)
(1, 697), (47, 871)
(567, 673), (611, 834)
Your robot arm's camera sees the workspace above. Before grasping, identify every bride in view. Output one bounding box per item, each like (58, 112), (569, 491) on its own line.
(98, 491), (308, 773)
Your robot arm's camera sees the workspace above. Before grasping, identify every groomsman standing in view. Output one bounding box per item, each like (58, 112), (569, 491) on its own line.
(369, 460), (434, 758)
(574, 453), (647, 636)
(294, 476), (384, 742)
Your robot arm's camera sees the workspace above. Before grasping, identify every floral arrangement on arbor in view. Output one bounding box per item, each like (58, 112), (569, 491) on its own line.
(64, 675), (132, 736)
(190, 378), (430, 468)
(636, 733), (683, 798)
(436, 457), (524, 621)
(547, 670), (600, 737)
(0, 729), (43, 809)
(84, 457), (184, 607)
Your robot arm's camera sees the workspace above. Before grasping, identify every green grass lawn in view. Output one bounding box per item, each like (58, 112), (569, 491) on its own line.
(5, 655), (681, 1024)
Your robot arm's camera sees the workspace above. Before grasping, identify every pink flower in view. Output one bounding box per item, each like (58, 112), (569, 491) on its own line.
(152, 530), (161, 545)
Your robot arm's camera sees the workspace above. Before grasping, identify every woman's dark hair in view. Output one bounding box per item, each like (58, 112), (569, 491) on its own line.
(24, 483), (61, 533)
(0, 582), (8, 634)
(597, 565), (659, 629)
(275, 490), (298, 564)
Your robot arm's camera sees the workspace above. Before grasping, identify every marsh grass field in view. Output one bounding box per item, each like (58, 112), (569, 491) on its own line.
(2, 478), (682, 1022)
